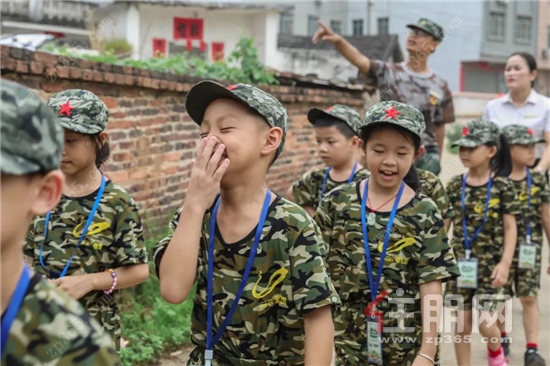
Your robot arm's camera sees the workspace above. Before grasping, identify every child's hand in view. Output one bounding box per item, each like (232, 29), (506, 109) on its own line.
(51, 275), (93, 300)
(491, 262), (509, 288)
(186, 136), (229, 211)
(412, 355), (435, 366)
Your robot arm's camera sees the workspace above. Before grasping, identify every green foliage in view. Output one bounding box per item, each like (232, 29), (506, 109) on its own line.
(446, 122), (464, 154)
(119, 239), (194, 366)
(52, 36), (277, 85)
(102, 38), (133, 56)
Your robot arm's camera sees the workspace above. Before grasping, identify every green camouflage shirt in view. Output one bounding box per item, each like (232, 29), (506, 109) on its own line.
(418, 169), (454, 219)
(511, 169), (550, 248)
(2, 271), (119, 365)
(153, 196), (340, 365)
(23, 180), (148, 351)
(446, 175), (521, 262)
(292, 166), (370, 210)
(314, 182), (459, 363)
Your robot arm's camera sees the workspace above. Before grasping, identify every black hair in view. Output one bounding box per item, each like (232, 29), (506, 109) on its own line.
(313, 117), (357, 139)
(507, 52), (537, 88)
(89, 133), (110, 168)
(360, 124), (421, 191)
(486, 133), (512, 177)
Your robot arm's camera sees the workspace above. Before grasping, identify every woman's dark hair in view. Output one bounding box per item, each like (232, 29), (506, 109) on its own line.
(89, 133), (110, 168)
(487, 133), (512, 177)
(507, 52), (537, 88)
(360, 124), (421, 191)
(314, 117), (357, 139)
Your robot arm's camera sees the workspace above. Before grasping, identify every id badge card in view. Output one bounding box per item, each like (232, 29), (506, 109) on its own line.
(366, 313), (384, 365)
(457, 258), (478, 289)
(518, 241), (537, 269)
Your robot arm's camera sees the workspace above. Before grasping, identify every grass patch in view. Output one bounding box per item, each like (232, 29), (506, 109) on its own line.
(119, 239), (194, 365)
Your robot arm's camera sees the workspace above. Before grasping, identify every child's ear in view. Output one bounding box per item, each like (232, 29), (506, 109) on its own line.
(30, 170), (64, 216)
(415, 145), (426, 160)
(99, 131), (109, 145)
(262, 127), (283, 156)
(352, 136), (362, 148)
(488, 145), (498, 158)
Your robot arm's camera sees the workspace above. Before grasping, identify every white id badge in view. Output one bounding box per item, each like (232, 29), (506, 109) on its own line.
(457, 258), (479, 289)
(518, 241), (537, 269)
(366, 316), (383, 365)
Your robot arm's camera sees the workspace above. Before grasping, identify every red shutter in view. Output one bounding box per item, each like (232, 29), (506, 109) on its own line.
(211, 42), (224, 61)
(152, 38), (166, 57)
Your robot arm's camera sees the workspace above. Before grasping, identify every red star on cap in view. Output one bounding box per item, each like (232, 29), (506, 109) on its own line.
(326, 106), (333, 111)
(462, 127), (469, 137)
(227, 85), (237, 90)
(58, 101), (74, 117)
(528, 128), (534, 135)
(384, 106), (401, 120)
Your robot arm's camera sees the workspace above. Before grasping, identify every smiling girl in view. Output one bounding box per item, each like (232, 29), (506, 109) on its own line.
(23, 89), (149, 354)
(314, 101), (459, 366)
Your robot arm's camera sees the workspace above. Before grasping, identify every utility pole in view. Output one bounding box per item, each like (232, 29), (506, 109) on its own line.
(366, 0), (373, 35)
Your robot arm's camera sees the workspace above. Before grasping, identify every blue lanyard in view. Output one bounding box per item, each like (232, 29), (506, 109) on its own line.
(361, 179), (405, 303)
(39, 175), (106, 278)
(1, 264), (31, 356)
(205, 190), (272, 366)
(320, 161), (358, 200)
(461, 173), (493, 258)
(525, 168), (532, 243)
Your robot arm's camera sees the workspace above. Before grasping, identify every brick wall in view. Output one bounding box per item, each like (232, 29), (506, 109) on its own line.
(1, 45), (367, 238)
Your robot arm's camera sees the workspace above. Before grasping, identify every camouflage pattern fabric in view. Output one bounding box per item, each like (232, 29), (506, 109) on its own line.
(505, 170), (550, 298)
(452, 119), (500, 148)
(367, 61), (454, 158)
(415, 150), (441, 176)
(502, 124), (545, 145)
(418, 168), (454, 219)
(47, 89), (109, 135)
(152, 196), (340, 366)
(406, 18), (445, 41)
(361, 101), (426, 139)
(185, 81), (288, 159)
(314, 181), (460, 365)
(308, 104), (363, 136)
(2, 272), (119, 365)
(0, 79), (63, 175)
(23, 180), (148, 352)
(444, 175), (521, 310)
(292, 167), (370, 210)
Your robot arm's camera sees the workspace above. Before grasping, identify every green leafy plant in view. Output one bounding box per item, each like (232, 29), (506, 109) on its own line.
(102, 38), (133, 57)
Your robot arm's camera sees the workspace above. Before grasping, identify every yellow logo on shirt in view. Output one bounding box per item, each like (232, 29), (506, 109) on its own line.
(252, 268), (288, 299)
(379, 238), (415, 265)
(474, 198), (500, 214)
(519, 187), (540, 201)
(73, 221), (111, 237)
(429, 90), (441, 106)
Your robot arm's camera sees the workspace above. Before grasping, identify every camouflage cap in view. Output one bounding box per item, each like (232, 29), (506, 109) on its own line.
(1, 80), (63, 175)
(360, 101), (426, 139)
(406, 18), (444, 41)
(47, 89), (108, 134)
(185, 81), (288, 159)
(307, 104), (362, 136)
(502, 124), (544, 145)
(451, 119), (500, 148)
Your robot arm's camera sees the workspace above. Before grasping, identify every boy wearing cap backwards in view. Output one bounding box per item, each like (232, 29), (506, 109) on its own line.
(23, 89), (149, 353)
(312, 18), (454, 177)
(314, 101), (459, 365)
(287, 104), (369, 216)
(498, 125), (550, 365)
(153, 81), (339, 366)
(1, 80), (118, 364)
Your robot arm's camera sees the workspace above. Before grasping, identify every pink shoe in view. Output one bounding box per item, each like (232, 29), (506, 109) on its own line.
(487, 348), (508, 366)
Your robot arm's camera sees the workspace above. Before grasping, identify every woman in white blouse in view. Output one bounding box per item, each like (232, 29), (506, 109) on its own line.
(484, 52), (550, 177)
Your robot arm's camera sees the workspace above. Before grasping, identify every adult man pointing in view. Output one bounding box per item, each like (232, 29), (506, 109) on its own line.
(313, 19), (455, 176)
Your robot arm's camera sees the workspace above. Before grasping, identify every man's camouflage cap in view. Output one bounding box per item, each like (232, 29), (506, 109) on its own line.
(1, 80), (63, 175)
(185, 80), (288, 159)
(407, 18), (444, 41)
(502, 124), (544, 145)
(307, 104), (362, 136)
(452, 119), (500, 148)
(360, 101), (426, 139)
(47, 89), (108, 134)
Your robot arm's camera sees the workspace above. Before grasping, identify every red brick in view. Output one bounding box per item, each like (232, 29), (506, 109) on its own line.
(114, 74), (125, 85)
(168, 81), (176, 91)
(2, 57), (16, 70)
(104, 73), (115, 83)
(123, 66), (133, 75)
(150, 99), (164, 107)
(163, 165), (179, 175)
(181, 83), (192, 92)
(164, 152), (182, 162)
(176, 83), (184, 92)
(124, 75), (134, 85)
(101, 97), (118, 109)
(159, 80), (168, 89)
(93, 71), (104, 82)
(107, 170), (129, 183)
(79, 59), (94, 69)
(129, 168), (148, 180)
(15, 60), (29, 73)
(69, 67), (83, 79)
(34, 51), (58, 64)
(1, 45), (9, 58)
(143, 78), (152, 88)
(83, 70), (94, 81)
(151, 79), (160, 89)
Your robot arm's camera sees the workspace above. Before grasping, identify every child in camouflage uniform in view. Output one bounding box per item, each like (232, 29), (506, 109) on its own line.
(287, 104), (369, 216)
(498, 125), (550, 366)
(23, 89), (149, 353)
(153, 81), (340, 366)
(0, 80), (118, 364)
(417, 168), (454, 231)
(445, 119), (520, 366)
(315, 101), (460, 365)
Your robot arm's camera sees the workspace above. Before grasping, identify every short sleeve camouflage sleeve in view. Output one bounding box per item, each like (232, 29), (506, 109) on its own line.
(419, 169), (455, 219)
(292, 168), (324, 207)
(114, 201), (148, 266)
(152, 207), (182, 277)
(290, 220), (340, 316)
(536, 172), (550, 203)
(499, 178), (521, 216)
(23, 221), (36, 258)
